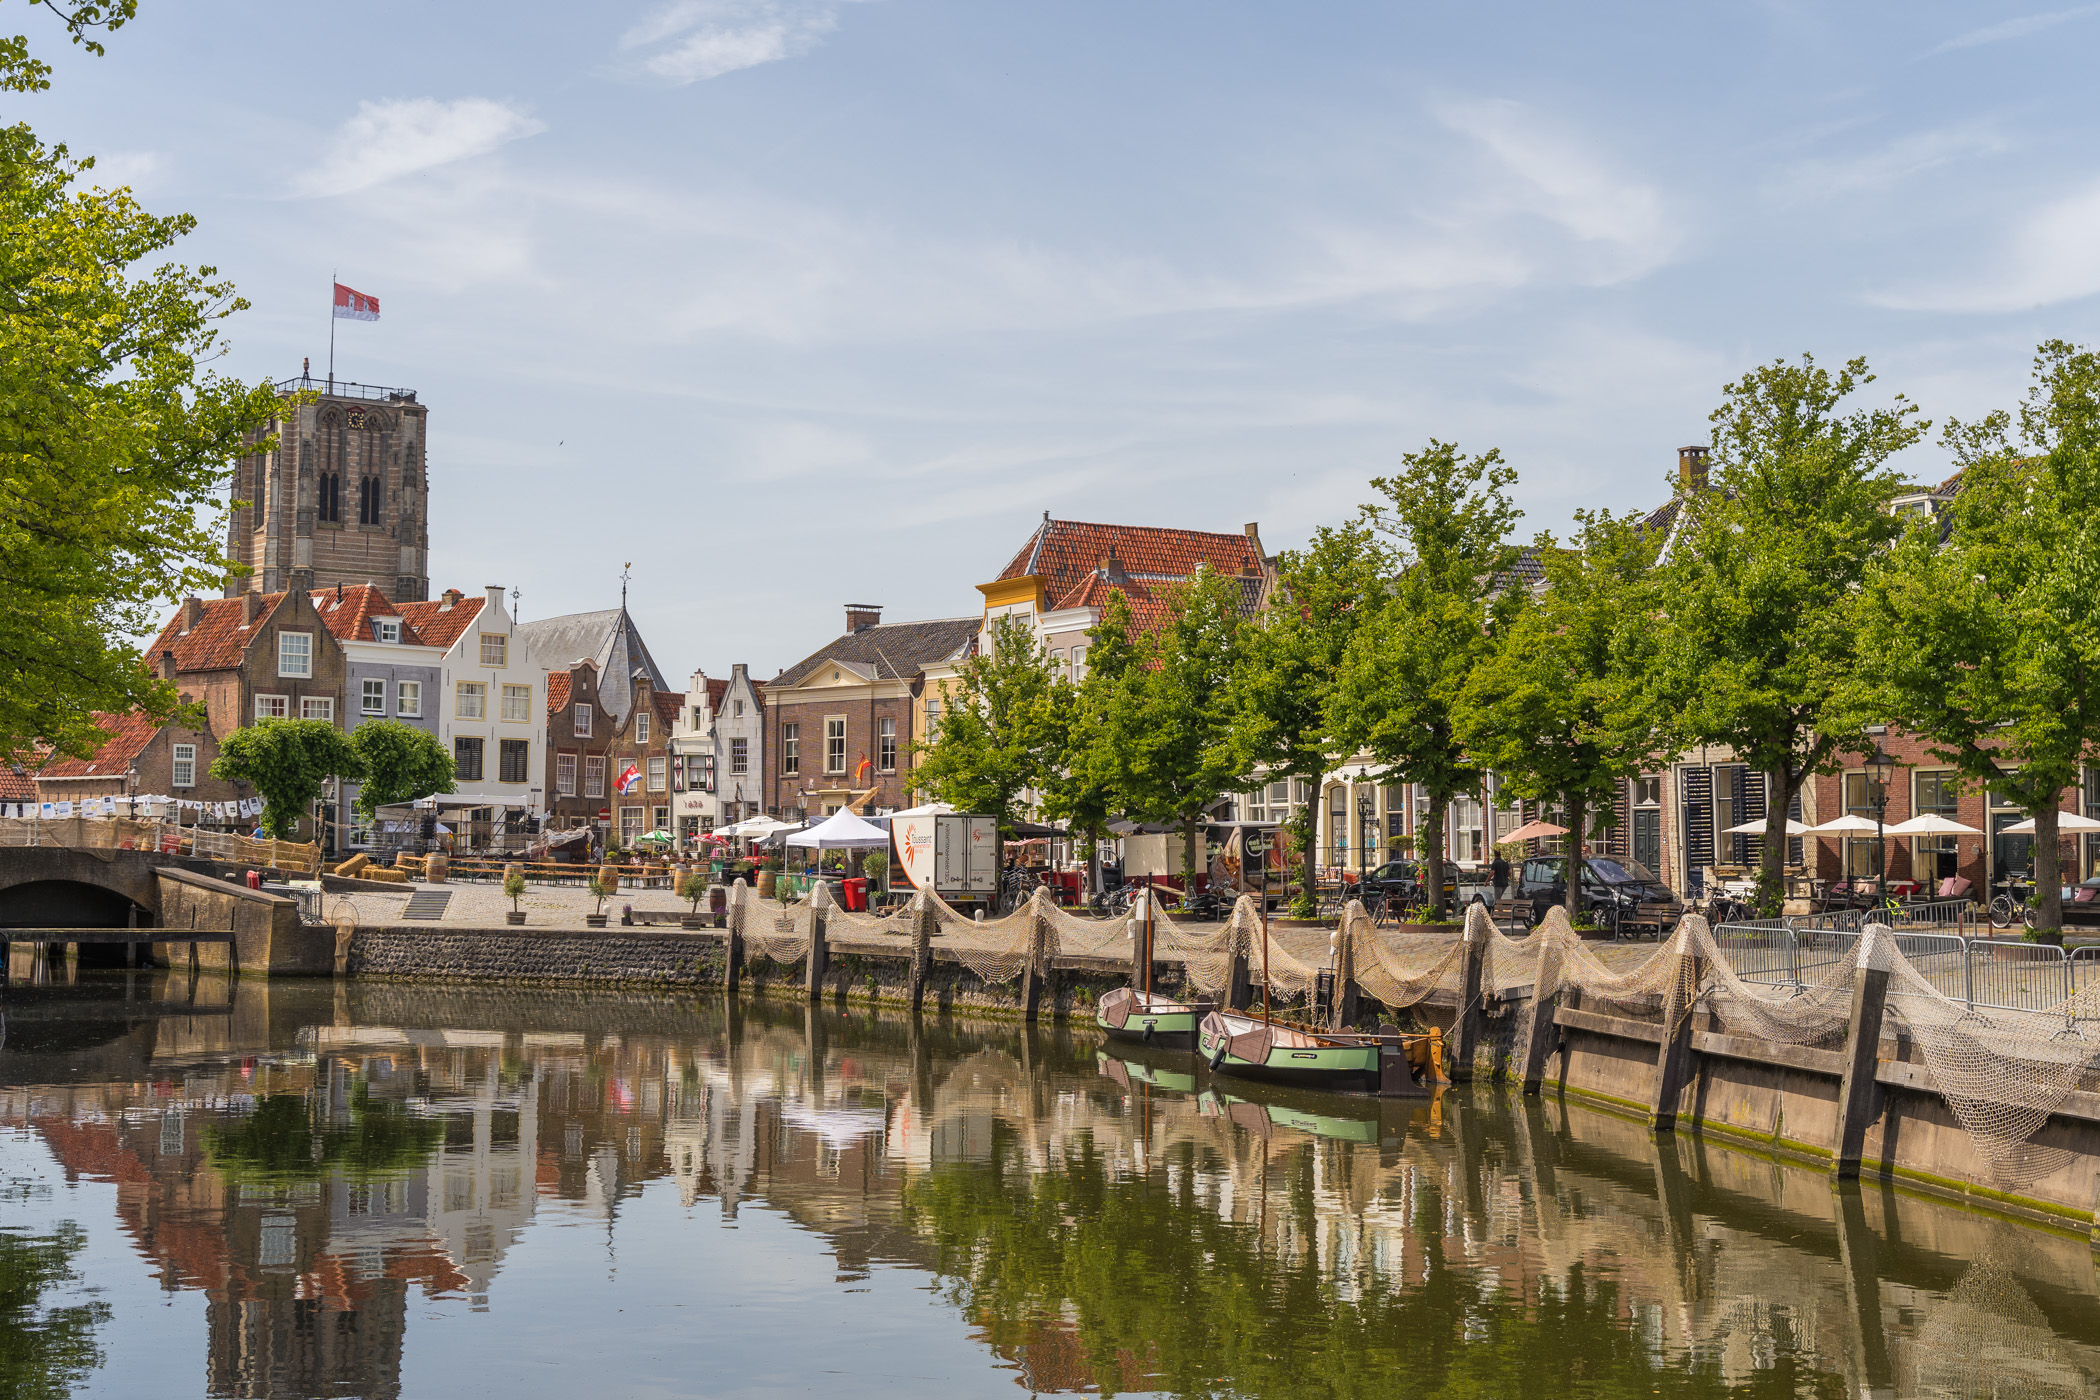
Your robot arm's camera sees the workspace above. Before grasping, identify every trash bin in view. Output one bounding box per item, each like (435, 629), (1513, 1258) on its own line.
(842, 876), (869, 912)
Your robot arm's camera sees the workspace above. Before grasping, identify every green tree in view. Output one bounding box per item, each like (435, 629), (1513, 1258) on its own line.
(1037, 592), (1135, 894)
(1231, 521), (1386, 914)
(0, 1221), (109, 1400)
(209, 719), (364, 839)
(1649, 355), (1925, 914)
(345, 719), (455, 818)
(0, 1), (281, 762)
(1855, 341), (2100, 934)
(1329, 442), (1523, 918)
(911, 612), (1064, 875)
(1459, 511), (1665, 918)
(1090, 567), (1251, 883)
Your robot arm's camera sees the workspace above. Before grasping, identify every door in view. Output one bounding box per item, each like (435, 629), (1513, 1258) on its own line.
(1632, 809), (1662, 876)
(963, 816), (999, 894)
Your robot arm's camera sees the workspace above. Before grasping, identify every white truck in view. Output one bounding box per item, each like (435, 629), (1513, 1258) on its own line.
(891, 812), (999, 902)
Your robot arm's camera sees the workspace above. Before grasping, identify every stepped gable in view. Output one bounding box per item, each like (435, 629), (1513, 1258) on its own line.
(773, 616), (979, 687)
(38, 712), (163, 780)
(396, 590), (485, 650)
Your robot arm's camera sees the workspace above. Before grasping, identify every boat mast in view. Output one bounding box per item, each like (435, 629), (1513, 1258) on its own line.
(1143, 886), (1153, 1000)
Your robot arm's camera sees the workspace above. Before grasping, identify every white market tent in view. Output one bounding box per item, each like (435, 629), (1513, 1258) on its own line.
(784, 810), (891, 850)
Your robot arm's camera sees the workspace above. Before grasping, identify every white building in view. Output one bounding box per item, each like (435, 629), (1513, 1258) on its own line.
(398, 585), (549, 843)
(668, 663), (766, 841)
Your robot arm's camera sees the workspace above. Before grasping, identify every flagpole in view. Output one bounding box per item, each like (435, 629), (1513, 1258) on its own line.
(328, 271), (336, 392)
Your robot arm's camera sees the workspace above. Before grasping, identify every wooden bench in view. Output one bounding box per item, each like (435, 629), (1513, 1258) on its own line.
(1617, 901), (1679, 940)
(1491, 898), (1534, 934)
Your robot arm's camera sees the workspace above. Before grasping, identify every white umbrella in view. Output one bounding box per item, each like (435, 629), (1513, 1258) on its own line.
(784, 809), (891, 849)
(1999, 812), (2100, 834)
(1805, 814), (1885, 834)
(1883, 814), (1984, 836)
(1721, 817), (1812, 835)
(720, 816), (793, 838)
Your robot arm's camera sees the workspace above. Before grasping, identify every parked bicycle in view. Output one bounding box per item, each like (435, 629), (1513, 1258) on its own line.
(1990, 876), (2036, 930)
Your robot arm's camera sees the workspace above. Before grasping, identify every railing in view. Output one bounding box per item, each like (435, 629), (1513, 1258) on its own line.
(272, 375), (420, 402)
(1713, 921), (2085, 1014)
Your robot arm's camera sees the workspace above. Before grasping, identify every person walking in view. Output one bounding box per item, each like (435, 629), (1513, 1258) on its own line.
(1490, 851), (1511, 901)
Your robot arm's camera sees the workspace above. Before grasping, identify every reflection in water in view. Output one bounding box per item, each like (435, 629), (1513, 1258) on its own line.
(0, 1215), (108, 1400)
(1, 972), (2099, 1397)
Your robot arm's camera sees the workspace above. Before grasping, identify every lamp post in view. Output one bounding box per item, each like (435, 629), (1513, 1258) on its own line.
(1357, 791), (1374, 889)
(1864, 744), (1896, 895)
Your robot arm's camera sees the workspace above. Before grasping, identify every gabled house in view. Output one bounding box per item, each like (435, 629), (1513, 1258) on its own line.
(514, 605), (668, 731)
(398, 586), (548, 842)
(765, 606), (979, 819)
(309, 582), (445, 842)
(602, 669), (683, 850)
(544, 659), (615, 839)
(32, 711), (244, 812)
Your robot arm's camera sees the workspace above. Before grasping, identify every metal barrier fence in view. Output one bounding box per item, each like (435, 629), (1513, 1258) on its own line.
(1713, 922), (2082, 1014)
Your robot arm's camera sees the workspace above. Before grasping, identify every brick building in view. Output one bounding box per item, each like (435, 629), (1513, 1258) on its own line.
(225, 374), (430, 602)
(545, 659), (616, 839)
(603, 671), (684, 849)
(764, 606), (979, 820)
(32, 711), (245, 810)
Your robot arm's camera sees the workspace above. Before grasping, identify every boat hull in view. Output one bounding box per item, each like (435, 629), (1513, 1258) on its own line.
(1197, 1013), (1381, 1091)
(1096, 988), (1198, 1047)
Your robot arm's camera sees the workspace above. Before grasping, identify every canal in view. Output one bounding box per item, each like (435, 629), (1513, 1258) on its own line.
(4, 970), (2099, 1398)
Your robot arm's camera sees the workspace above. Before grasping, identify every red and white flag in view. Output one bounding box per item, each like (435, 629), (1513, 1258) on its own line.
(333, 282), (380, 322)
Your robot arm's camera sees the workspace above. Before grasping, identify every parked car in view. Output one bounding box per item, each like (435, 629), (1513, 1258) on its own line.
(2060, 877), (2100, 927)
(1516, 856), (1682, 934)
(1355, 859), (1459, 909)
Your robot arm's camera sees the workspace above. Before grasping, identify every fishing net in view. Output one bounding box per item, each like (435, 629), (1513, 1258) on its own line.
(922, 886), (1045, 985)
(730, 879), (817, 964)
(1153, 895), (1255, 998)
(1343, 899), (1469, 1011)
(1038, 898), (1131, 960)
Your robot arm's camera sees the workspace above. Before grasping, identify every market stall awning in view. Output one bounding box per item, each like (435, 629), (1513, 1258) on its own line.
(784, 810), (891, 849)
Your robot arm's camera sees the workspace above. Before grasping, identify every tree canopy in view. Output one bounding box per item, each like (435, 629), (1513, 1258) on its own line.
(911, 612), (1065, 871)
(210, 719), (363, 839)
(345, 720), (455, 819)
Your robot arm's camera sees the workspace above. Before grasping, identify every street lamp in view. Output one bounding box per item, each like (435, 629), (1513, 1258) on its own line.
(1357, 791), (1374, 889)
(1864, 744), (1896, 893)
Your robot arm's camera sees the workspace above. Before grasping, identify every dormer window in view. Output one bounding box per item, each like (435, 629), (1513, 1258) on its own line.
(373, 618), (400, 643)
(635, 711), (651, 745)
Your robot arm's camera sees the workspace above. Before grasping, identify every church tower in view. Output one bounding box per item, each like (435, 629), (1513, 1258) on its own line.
(224, 366), (431, 601)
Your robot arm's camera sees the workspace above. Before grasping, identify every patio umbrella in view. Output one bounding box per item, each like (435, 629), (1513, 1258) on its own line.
(720, 816), (794, 838)
(1722, 817), (1813, 835)
(637, 830), (674, 844)
(1500, 819), (1567, 844)
(1805, 814), (1885, 834)
(1999, 812), (2100, 833)
(1882, 814), (1984, 836)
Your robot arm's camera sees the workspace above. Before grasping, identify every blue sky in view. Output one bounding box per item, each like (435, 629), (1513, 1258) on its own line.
(14, 1), (2100, 677)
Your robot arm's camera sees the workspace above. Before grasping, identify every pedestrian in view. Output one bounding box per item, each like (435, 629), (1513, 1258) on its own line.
(1490, 851), (1510, 900)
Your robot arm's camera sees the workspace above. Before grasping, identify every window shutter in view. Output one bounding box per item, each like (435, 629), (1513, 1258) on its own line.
(1612, 780), (1631, 859)
(1682, 767), (1714, 889)
(1740, 768), (1768, 865)
(1788, 785), (1804, 868)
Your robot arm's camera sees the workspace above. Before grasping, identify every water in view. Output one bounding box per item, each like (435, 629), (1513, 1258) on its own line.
(5, 972), (2100, 1399)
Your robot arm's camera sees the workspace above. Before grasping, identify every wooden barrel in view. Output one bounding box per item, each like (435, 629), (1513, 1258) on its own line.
(425, 852), (448, 884)
(757, 868), (776, 900)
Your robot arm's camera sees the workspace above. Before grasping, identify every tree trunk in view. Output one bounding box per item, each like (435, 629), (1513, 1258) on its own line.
(2036, 803), (2064, 934)
(1423, 797), (1448, 921)
(1297, 797), (1318, 912)
(1760, 763), (1799, 919)
(1563, 792), (1586, 917)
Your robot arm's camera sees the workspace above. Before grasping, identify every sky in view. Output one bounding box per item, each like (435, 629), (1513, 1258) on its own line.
(12, 0), (2100, 680)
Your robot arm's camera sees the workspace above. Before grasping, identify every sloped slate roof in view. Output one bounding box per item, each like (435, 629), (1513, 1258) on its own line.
(39, 712), (163, 780)
(998, 518), (1263, 613)
(148, 594), (289, 672)
(515, 608), (668, 724)
(397, 594), (487, 650)
(774, 616), (980, 687)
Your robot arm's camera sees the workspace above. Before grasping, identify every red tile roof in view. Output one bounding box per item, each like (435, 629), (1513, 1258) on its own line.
(546, 673), (572, 712)
(38, 712), (163, 780)
(0, 757), (38, 801)
(147, 593), (289, 672)
(308, 583), (420, 644)
(996, 518), (1264, 613)
(706, 677), (729, 709)
(652, 692), (681, 727)
(397, 593), (487, 650)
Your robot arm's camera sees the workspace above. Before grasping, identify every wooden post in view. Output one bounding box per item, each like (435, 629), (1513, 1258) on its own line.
(1333, 911), (1359, 1031)
(1127, 892), (1147, 989)
(805, 884), (829, 1003)
(909, 889), (933, 1014)
(1227, 946), (1252, 1011)
(1647, 919), (1707, 1132)
(1521, 907), (1571, 1095)
(1834, 1183), (1897, 1398)
(1019, 892), (1049, 1023)
(1450, 903), (1491, 1082)
(1832, 924), (1892, 1179)
(724, 881), (745, 994)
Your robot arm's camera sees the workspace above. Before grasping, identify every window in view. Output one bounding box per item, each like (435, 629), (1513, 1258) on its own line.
(499, 738), (529, 783)
(734, 699), (745, 717)
(301, 696), (334, 721)
(1633, 775), (1662, 807)
(782, 723), (799, 775)
(501, 684), (531, 721)
(556, 753), (576, 796)
(1071, 645), (1089, 682)
(619, 807), (644, 845)
(877, 716), (897, 772)
(479, 634), (507, 668)
(654, 806), (670, 832)
(277, 631), (312, 678)
(924, 697), (941, 739)
(573, 704), (592, 737)
(730, 736), (748, 775)
(255, 694), (288, 720)
(397, 680), (421, 717)
(1914, 769), (1961, 886)
(373, 618), (400, 643)
(585, 755), (606, 798)
(647, 756), (667, 792)
(171, 744), (196, 788)
(635, 711), (651, 745)
(456, 682), (486, 719)
(1051, 649), (1066, 677)
(454, 736), (484, 782)
(358, 475), (380, 525)
(825, 717), (846, 774)
(692, 706), (705, 729)
(362, 679), (387, 715)
(318, 471), (341, 523)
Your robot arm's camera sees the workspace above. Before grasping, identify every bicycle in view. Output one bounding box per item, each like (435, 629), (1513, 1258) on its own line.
(1990, 878), (2036, 930)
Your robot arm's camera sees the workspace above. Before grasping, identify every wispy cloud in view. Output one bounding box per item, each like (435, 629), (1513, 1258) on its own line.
(617, 0), (866, 84)
(1772, 121), (2009, 202)
(1870, 176), (2100, 311)
(294, 98), (546, 198)
(1928, 3), (2100, 55)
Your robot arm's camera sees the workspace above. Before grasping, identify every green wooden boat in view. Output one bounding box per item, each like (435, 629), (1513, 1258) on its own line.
(1096, 987), (1198, 1048)
(1197, 1088), (1380, 1143)
(1096, 1049), (1199, 1095)
(1198, 1010), (1382, 1091)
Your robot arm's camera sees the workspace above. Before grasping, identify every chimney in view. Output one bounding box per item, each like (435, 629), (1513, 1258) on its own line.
(178, 597), (202, 634)
(241, 591), (261, 624)
(440, 587), (463, 611)
(158, 649), (178, 680)
(845, 603), (882, 634)
(1679, 445), (1710, 490)
(1243, 521), (1264, 555)
(1099, 549), (1128, 588)
(485, 585), (506, 616)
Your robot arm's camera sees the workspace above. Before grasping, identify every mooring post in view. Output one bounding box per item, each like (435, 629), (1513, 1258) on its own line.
(1019, 892), (1049, 1023)
(1647, 919), (1707, 1132)
(1333, 910), (1360, 1031)
(1127, 890), (1148, 989)
(805, 883), (830, 1003)
(1832, 924), (1892, 1180)
(1450, 903), (1491, 1082)
(724, 880), (746, 994)
(1227, 942), (1252, 1010)
(909, 889), (933, 1014)
(1520, 909), (1570, 1095)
